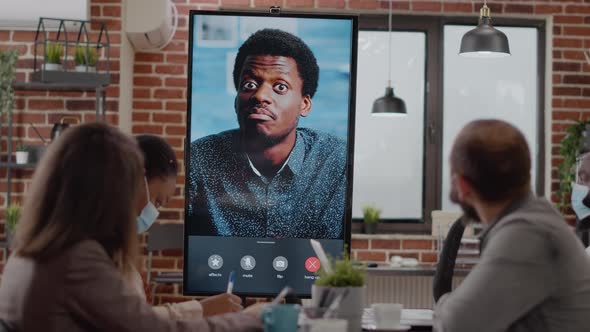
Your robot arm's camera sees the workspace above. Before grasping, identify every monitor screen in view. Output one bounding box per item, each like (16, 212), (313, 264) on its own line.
(184, 10), (358, 297)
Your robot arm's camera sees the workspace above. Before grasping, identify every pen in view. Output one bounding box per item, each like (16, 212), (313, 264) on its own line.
(226, 271), (235, 294)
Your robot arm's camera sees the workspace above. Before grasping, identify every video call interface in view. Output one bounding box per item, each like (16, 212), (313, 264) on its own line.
(184, 11), (357, 296)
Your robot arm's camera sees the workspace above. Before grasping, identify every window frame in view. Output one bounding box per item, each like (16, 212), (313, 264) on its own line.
(351, 14), (546, 234)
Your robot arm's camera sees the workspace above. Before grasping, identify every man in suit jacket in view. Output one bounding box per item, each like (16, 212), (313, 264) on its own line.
(434, 119), (590, 332)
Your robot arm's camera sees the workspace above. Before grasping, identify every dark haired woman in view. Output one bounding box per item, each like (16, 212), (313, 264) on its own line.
(0, 123), (262, 331)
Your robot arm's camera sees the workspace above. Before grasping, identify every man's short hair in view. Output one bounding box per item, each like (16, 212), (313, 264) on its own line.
(233, 28), (319, 98)
(450, 119), (531, 202)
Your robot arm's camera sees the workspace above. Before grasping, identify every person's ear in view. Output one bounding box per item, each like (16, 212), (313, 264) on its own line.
(300, 95), (312, 117)
(234, 96), (238, 113)
(455, 175), (472, 202)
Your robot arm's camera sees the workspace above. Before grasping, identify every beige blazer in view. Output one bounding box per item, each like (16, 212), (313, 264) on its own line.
(128, 265), (203, 320)
(0, 240), (261, 332)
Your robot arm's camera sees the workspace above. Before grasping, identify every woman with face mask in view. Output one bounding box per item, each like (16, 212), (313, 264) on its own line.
(132, 135), (243, 319)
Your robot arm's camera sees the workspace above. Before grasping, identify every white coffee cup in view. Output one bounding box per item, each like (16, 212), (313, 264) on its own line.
(372, 303), (403, 329)
(309, 318), (347, 332)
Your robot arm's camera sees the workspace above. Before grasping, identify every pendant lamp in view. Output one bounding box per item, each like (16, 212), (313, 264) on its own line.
(459, 2), (510, 58)
(372, 0), (406, 116)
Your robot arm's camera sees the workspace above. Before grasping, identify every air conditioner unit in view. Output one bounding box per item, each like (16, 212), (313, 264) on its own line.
(0, 0), (88, 30)
(125, 0), (178, 51)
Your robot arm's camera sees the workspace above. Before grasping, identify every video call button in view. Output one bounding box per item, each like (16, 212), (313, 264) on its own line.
(305, 257), (321, 273)
(240, 255), (256, 271)
(208, 254), (223, 270)
(272, 256), (288, 272)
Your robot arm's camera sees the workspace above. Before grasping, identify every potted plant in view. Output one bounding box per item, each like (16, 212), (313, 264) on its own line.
(74, 45), (98, 73)
(44, 42), (63, 71)
(312, 254), (366, 332)
(362, 204), (381, 234)
(0, 50), (18, 119)
(5, 203), (21, 246)
(15, 141), (29, 164)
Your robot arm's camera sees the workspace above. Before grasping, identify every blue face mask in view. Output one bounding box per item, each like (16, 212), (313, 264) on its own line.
(137, 177), (159, 234)
(571, 183), (590, 220)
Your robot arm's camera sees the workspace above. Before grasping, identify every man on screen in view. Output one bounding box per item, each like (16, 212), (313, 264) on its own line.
(187, 29), (347, 239)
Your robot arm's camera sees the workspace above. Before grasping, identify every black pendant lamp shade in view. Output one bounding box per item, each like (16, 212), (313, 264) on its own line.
(460, 5), (510, 58)
(371, 0), (407, 116)
(372, 87), (406, 115)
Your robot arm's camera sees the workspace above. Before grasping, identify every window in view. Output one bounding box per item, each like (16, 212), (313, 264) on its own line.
(352, 15), (546, 228)
(352, 30), (426, 221)
(441, 25), (540, 211)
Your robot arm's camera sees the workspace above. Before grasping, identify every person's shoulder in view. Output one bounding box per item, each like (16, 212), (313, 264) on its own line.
(191, 130), (237, 151)
(190, 129), (239, 161)
(488, 196), (570, 251)
(498, 196), (565, 231)
(298, 128), (346, 152)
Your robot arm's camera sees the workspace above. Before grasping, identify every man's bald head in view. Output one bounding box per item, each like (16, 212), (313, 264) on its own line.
(450, 119), (531, 203)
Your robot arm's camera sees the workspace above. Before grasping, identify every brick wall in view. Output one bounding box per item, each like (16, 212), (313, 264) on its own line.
(1, 0), (589, 303)
(0, 0), (123, 273)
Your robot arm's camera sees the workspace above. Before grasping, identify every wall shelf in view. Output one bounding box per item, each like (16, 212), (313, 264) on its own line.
(1, 81), (108, 207)
(0, 162), (37, 169)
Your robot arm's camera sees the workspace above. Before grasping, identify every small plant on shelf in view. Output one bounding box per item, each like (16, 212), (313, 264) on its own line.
(5, 203), (21, 246)
(15, 141), (29, 165)
(362, 204), (381, 234)
(5, 203), (21, 235)
(75, 45), (98, 72)
(44, 42), (64, 71)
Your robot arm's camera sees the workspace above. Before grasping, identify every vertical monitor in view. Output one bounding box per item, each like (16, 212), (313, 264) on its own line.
(184, 10), (357, 297)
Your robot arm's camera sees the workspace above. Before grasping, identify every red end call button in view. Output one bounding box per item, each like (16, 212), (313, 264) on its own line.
(305, 257), (321, 273)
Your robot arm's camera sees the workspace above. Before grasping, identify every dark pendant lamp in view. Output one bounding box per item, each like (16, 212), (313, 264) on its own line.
(372, 0), (406, 116)
(459, 2), (510, 58)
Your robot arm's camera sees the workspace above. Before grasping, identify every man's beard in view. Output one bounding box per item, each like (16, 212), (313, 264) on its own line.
(237, 109), (298, 149)
(449, 185), (481, 223)
(240, 125), (287, 148)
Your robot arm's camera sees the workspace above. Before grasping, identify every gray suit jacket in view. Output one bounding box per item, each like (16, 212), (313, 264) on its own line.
(0, 240), (262, 332)
(434, 194), (590, 332)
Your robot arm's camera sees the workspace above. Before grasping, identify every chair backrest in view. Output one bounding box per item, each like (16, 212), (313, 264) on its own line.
(0, 320), (15, 332)
(147, 223), (184, 252)
(432, 216), (465, 302)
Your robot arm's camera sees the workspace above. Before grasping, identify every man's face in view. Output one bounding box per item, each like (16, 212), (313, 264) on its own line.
(449, 174), (481, 223)
(235, 55), (311, 144)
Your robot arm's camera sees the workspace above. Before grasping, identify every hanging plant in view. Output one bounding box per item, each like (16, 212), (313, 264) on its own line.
(0, 50), (19, 118)
(556, 120), (590, 212)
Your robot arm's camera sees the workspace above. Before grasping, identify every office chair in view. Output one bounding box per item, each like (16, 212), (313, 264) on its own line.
(0, 320), (15, 332)
(433, 216), (465, 302)
(146, 223), (184, 302)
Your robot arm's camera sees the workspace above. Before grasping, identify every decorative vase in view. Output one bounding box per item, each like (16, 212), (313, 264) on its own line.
(364, 222), (378, 234)
(75, 65), (96, 73)
(44, 63), (62, 71)
(15, 151), (28, 164)
(311, 285), (366, 332)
